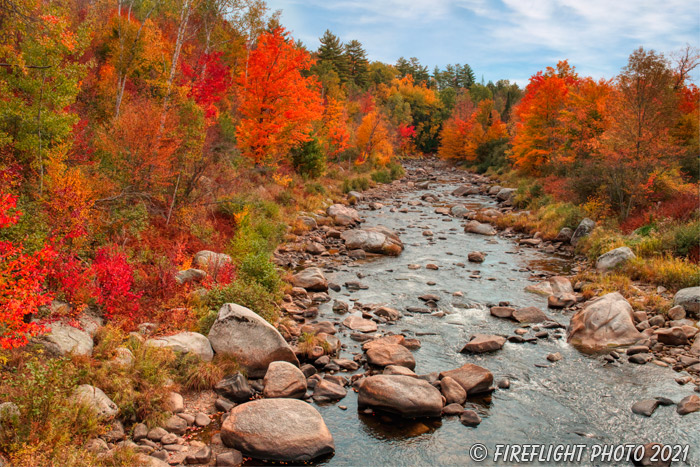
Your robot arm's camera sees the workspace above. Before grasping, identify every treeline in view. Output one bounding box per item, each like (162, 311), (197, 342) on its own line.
(439, 47), (699, 224)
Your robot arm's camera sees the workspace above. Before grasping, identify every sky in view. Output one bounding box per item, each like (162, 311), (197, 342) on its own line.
(265, 0), (700, 85)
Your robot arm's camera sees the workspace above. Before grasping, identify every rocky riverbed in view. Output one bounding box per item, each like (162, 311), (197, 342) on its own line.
(58, 159), (699, 466)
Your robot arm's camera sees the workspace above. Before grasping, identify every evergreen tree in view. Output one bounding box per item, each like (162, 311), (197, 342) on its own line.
(317, 29), (349, 82)
(344, 39), (370, 88)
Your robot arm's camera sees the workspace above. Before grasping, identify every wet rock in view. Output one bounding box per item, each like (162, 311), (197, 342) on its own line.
(357, 375), (443, 418)
(440, 376), (467, 405)
(312, 379), (347, 402)
(366, 342), (416, 370)
(442, 403), (465, 415)
(654, 327), (689, 346)
(464, 220), (496, 236)
(300, 321), (336, 335)
(676, 395), (700, 415)
(263, 361), (307, 399)
(546, 352), (562, 362)
(497, 379), (511, 389)
(467, 251), (485, 263)
(342, 316), (378, 333)
(37, 323), (93, 357)
(208, 303), (299, 378)
(451, 205), (469, 218)
(452, 185), (479, 196)
(418, 294), (440, 302)
(461, 334), (506, 353)
(567, 293), (642, 352)
(674, 287), (700, 318)
(490, 306), (514, 319)
(326, 204), (360, 226)
(460, 410), (482, 427)
(146, 332), (214, 362)
(439, 363), (493, 395)
(72, 385), (118, 418)
(627, 345), (650, 356)
(571, 218), (595, 246)
(291, 268), (328, 292)
(221, 399), (334, 462)
(548, 293), (577, 309)
(373, 306), (401, 321)
(512, 307), (550, 324)
(596, 246), (635, 272)
(215, 373), (254, 402)
(341, 226), (404, 256)
(175, 268), (207, 285)
(332, 300), (349, 314)
(631, 399), (659, 417)
(426, 263), (439, 270)
(333, 358), (360, 371)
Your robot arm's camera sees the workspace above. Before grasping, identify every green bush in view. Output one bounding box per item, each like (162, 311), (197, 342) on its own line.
(206, 279), (280, 323)
(290, 137), (326, 178)
(305, 182), (326, 195)
(342, 176), (371, 193)
(238, 252), (282, 293)
(671, 220), (700, 257)
(388, 162), (405, 180)
(371, 169), (391, 184)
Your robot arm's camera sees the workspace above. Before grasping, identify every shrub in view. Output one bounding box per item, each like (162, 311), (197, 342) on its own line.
(623, 256), (700, 291)
(371, 169), (391, 184)
(671, 220), (700, 258)
(238, 252), (282, 293)
(305, 182), (326, 195)
(206, 279), (280, 323)
(290, 137), (326, 178)
(341, 176), (371, 193)
(92, 245), (142, 324)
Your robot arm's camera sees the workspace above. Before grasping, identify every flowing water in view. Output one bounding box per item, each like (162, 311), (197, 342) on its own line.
(307, 174), (699, 466)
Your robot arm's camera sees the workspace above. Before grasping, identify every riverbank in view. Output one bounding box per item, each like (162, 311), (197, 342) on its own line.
(1, 157), (698, 466)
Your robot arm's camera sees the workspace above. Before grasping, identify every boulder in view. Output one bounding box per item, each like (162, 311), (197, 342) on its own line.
(548, 293), (577, 309)
(452, 185), (478, 196)
(596, 246), (635, 272)
(146, 332), (213, 362)
(461, 334), (506, 353)
(193, 250), (232, 270)
(674, 287), (700, 318)
(215, 373), (253, 402)
(366, 343), (416, 370)
(342, 316), (377, 333)
(571, 218), (595, 246)
(383, 365), (417, 377)
(567, 292), (642, 352)
(263, 361), (307, 399)
(496, 188), (516, 202)
(72, 385), (118, 418)
(439, 363), (493, 395)
(221, 399), (334, 462)
(291, 268), (328, 292)
(464, 220), (496, 236)
(358, 375), (443, 418)
(38, 323), (93, 357)
(208, 304), (299, 378)
(554, 227), (573, 243)
(440, 376), (467, 405)
(312, 379), (347, 402)
(326, 204), (360, 226)
(340, 227), (403, 256)
(174, 268), (207, 285)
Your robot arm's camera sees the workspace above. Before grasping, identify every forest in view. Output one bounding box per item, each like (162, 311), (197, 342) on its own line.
(0, 0), (698, 465)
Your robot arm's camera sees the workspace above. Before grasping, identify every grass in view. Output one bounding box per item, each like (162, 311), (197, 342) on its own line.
(296, 332), (332, 359)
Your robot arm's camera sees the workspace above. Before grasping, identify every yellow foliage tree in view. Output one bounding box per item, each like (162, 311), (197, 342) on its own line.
(355, 111), (394, 165)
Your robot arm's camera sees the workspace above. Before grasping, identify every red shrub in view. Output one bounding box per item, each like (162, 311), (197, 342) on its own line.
(92, 245), (142, 323)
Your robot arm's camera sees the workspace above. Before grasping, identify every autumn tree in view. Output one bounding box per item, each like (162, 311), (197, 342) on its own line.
(598, 48), (681, 216)
(355, 111), (394, 165)
(236, 27), (323, 167)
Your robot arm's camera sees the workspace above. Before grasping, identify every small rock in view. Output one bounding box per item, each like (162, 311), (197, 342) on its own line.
(194, 413), (211, 427)
(186, 446), (212, 465)
(546, 352), (562, 362)
(676, 394), (700, 415)
(631, 399), (660, 417)
(460, 410), (482, 427)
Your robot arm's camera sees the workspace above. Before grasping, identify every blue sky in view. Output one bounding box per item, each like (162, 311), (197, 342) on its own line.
(265, 0), (700, 85)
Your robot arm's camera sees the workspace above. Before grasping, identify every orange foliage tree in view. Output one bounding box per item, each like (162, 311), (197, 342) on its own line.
(355, 111), (394, 165)
(320, 97), (350, 159)
(236, 27), (323, 167)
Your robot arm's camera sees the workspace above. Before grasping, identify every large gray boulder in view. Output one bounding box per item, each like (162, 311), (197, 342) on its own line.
(340, 227), (403, 256)
(571, 218), (595, 246)
(358, 375), (443, 418)
(326, 204), (360, 226)
(221, 399), (334, 462)
(464, 220), (496, 236)
(674, 287), (700, 319)
(146, 332), (214, 362)
(291, 268), (328, 292)
(208, 304), (299, 378)
(38, 323), (93, 357)
(72, 385), (118, 418)
(567, 292), (642, 352)
(496, 188), (516, 202)
(596, 246), (635, 272)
